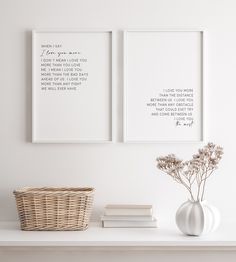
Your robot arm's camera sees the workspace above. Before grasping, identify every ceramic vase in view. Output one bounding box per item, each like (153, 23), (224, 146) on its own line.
(176, 200), (220, 236)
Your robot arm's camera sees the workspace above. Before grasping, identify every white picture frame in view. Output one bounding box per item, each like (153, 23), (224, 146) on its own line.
(123, 30), (204, 143)
(32, 30), (114, 143)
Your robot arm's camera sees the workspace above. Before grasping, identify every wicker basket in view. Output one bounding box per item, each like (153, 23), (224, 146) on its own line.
(13, 187), (95, 231)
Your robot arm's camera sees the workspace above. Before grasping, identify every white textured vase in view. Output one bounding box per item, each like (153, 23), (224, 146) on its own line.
(176, 200), (220, 236)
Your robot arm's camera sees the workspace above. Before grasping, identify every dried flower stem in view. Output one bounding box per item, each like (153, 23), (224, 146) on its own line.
(201, 169), (214, 201)
(156, 143), (223, 201)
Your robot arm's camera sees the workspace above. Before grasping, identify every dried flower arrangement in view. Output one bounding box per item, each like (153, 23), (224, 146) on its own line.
(156, 143), (223, 202)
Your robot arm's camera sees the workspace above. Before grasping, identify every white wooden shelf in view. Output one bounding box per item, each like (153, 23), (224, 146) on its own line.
(0, 220), (235, 250)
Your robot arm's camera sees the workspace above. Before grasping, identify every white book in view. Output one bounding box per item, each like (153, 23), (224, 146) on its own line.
(104, 205), (153, 216)
(101, 215), (154, 221)
(102, 218), (157, 228)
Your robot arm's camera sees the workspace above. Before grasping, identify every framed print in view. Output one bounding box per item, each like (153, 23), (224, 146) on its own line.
(123, 30), (204, 142)
(32, 30), (113, 143)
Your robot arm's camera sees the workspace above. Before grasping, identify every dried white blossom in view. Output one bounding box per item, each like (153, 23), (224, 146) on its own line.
(156, 143), (223, 201)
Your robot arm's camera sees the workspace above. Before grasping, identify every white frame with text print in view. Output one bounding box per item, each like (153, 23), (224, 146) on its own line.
(123, 30), (204, 143)
(32, 30), (114, 143)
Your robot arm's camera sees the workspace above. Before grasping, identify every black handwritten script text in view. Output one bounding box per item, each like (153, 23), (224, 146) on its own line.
(39, 44), (88, 92)
(146, 88), (195, 127)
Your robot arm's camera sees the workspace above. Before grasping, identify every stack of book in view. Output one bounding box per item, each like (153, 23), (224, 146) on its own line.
(101, 204), (157, 228)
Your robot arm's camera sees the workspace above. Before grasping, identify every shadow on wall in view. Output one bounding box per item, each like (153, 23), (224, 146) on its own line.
(117, 30), (124, 142)
(25, 30), (32, 143)
(0, 189), (18, 221)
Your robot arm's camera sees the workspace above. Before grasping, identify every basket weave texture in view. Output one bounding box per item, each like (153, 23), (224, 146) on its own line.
(13, 187), (95, 231)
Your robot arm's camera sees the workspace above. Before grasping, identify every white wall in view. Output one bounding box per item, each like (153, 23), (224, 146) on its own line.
(0, 0), (235, 229)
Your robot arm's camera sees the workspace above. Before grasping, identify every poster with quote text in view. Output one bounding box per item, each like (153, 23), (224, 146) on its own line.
(124, 31), (204, 142)
(33, 31), (112, 142)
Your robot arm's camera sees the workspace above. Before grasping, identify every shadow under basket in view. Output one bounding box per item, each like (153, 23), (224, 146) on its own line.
(13, 187), (95, 231)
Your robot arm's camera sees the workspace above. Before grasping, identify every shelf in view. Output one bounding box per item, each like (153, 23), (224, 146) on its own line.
(0, 220), (235, 250)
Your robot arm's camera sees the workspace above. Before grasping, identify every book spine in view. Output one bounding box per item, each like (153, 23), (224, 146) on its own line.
(104, 209), (152, 216)
(102, 220), (157, 228)
(101, 215), (153, 221)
